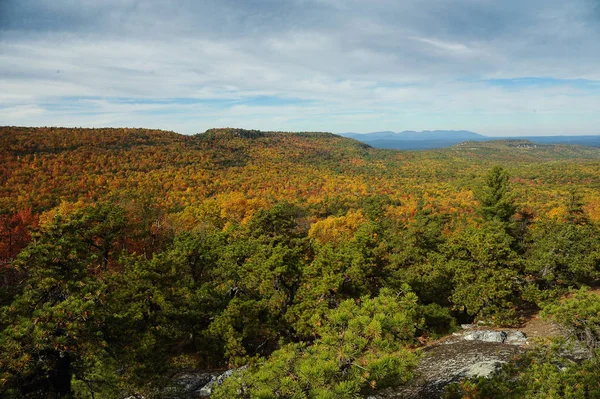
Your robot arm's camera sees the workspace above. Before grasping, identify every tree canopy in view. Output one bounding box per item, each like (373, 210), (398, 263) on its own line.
(1, 127), (600, 397)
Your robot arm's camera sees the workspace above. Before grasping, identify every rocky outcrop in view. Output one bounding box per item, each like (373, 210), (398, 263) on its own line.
(459, 329), (527, 344)
(196, 367), (247, 397)
(174, 372), (220, 396)
(375, 329), (529, 399)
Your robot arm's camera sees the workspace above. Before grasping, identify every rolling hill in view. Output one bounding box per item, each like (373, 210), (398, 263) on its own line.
(2, 126), (600, 218)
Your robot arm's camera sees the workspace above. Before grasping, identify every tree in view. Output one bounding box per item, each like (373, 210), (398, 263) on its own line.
(247, 202), (305, 242)
(446, 221), (523, 325)
(104, 249), (219, 391)
(565, 188), (588, 226)
(0, 209), (38, 307)
(206, 205), (310, 365)
(388, 205), (452, 309)
(213, 288), (422, 399)
(289, 219), (385, 339)
(525, 220), (600, 288)
(0, 204), (125, 397)
(478, 166), (516, 225)
(0, 209), (37, 264)
(543, 287), (600, 358)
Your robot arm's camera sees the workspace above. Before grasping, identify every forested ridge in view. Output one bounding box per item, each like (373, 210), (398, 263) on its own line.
(2, 126), (600, 398)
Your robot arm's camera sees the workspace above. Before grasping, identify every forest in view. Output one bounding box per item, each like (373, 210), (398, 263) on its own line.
(1, 126), (600, 398)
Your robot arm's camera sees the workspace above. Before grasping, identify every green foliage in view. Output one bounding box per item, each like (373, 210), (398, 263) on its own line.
(287, 220), (386, 339)
(388, 206), (451, 307)
(0, 204), (123, 397)
(526, 219), (600, 288)
(421, 303), (458, 338)
(247, 202), (305, 241)
(398, 252), (455, 309)
(478, 166), (516, 225)
(360, 195), (399, 221)
(446, 220), (524, 325)
(205, 214), (309, 364)
(565, 188), (588, 226)
(106, 254), (200, 384)
(542, 287), (600, 357)
(213, 288), (422, 398)
(388, 204), (447, 269)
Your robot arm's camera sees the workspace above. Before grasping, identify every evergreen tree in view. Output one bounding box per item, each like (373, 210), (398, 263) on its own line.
(213, 288), (422, 399)
(479, 166), (516, 225)
(446, 220), (523, 325)
(0, 204), (124, 397)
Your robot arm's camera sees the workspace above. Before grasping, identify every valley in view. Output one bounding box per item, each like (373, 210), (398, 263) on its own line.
(1, 127), (600, 398)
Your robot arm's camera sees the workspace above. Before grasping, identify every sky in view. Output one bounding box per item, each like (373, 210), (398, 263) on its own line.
(1, 0), (600, 136)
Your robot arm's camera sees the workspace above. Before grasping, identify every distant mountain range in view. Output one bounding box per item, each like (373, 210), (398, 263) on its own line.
(339, 130), (600, 150)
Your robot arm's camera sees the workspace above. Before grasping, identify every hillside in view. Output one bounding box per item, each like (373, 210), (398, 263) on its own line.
(451, 139), (600, 160)
(2, 127), (600, 398)
(2, 127), (600, 219)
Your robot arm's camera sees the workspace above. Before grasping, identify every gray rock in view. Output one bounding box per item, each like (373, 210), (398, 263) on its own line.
(175, 372), (216, 392)
(388, 340), (525, 399)
(464, 360), (506, 378)
(505, 331), (527, 344)
(463, 331), (501, 342)
(197, 366), (248, 397)
(462, 330), (527, 344)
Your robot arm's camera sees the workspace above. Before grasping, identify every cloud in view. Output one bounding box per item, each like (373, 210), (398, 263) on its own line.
(1, 0), (600, 135)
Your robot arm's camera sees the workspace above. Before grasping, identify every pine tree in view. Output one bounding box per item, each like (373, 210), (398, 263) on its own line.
(479, 166), (516, 224)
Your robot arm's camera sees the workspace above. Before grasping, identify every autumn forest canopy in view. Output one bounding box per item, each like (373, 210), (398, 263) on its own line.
(2, 126), (600, 398)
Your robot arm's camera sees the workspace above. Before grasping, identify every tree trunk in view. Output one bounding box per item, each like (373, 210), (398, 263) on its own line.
(51, 353), (72, 398)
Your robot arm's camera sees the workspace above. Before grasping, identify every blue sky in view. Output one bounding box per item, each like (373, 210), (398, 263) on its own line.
(1, 0), (600, 136)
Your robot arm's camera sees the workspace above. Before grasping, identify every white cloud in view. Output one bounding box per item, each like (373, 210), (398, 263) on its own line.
(1, 0), (600, 135)
(412, 37), (474, 54)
